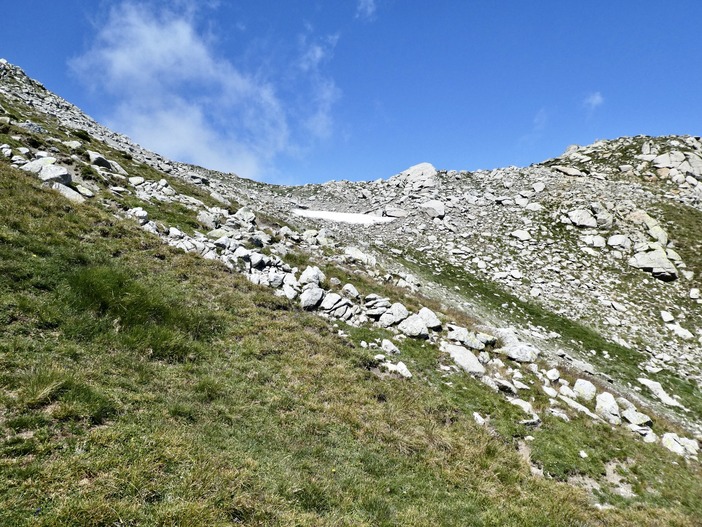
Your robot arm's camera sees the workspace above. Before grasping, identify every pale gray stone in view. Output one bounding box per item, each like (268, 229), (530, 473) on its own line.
(418, 307), (442, 330)
(595, 392), (621, 425)
(443, 343), (485, 376)
(573, 379), (597, 401)
(50, 182), (85, 204)
(397, 315), (429, 338)
(300, 286), (325, 310)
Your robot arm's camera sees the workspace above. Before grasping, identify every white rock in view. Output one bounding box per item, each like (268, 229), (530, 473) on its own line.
(344, 246), (376, 266)
(622, 408), (652, 427)
(568, 209), (598, 228)
(595, 392), (621, 425)
(38, 164), (71, 184)
(378, 302), (409, 327)
(341, 283), (360, 299)
(661, 433), (687, 456)
(50, 182), (85, 204)
(420, 199), (446, 218)
(509, 398), (536, 417)
(573, 379), (597, 401)
(300, 287), (325, 310)
(660, 310), (675, 323)
(545, 368), (560, 382)
(638, 378), (683, 408)
(418, 307), (442, 330)
(443, 343), (485, 376)
(20, 157), (56, 173)
(381, 339), (400, 355)
(397, 315), (429, 339)
(299, 266), (325, 286)
(510, 229), (532, 241)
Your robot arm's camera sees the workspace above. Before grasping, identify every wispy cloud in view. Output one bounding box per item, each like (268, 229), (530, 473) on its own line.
(356, 0), (377, 20)
(296, 32), (341, 139)
(70, 2), (339, 181)
(583, 91), (604, 113)
(518, 107), (548, 148)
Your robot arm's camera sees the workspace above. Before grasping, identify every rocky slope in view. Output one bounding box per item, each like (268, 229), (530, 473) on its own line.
(1, 58), (701, 522)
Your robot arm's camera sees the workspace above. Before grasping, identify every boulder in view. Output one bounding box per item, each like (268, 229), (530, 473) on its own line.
(300, 287), (325, 310)
(638, 378), (683, 407)
(568, 209), (598, 228)
(384, 206), (409, 218)
(418, 307), (442, 330)
(553, 165), (584, 177)
(510, 229), (532, 241)
(397, 315), (429, 339)
(381, 339), (400, 355)
(86, 150), (112, 169)
(344, 247), (376, 266)
(443, 343), (485, 376)
(50, 182), (85, 204)
(420, 200), (446, 219)
(628, 249), (677, 281)
(595, 392), (621, 425)
(573, 379), (597, 401)
(622, 408), (652, 427)
(38, 164), (71, 184)
(342, 283), (360, 299)
(20, 157), (56, 173)
(299, 266), (325, 286)
(378, 302), (409, 327)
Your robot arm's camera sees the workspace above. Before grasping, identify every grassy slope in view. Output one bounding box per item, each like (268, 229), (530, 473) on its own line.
(0, 165), (700, 522)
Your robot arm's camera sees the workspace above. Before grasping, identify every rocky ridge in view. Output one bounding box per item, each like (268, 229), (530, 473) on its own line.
(1, 57), (700, 468)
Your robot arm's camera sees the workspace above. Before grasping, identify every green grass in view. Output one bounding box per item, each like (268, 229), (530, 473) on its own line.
(2, 161), (701, 526)
(0, 92), (701, 525)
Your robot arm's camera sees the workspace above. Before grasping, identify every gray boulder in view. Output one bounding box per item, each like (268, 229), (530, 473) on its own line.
(418, 307), (442, 330)
(50, 182), (85, 204)
(397, 315), (429, 339)
(420, 200), (446, 219)
(568, 209), (598, 228)
(38, 165), (71, 184)
(20, 157), (56, 173)
(595, 392), (621, 425)
(443, 343), (485, 376)
(299, 266), (326, 286)
(378, 302), (409, 327)
(300, 286), (325, 310)
(628, 249), (677, 281)
(87, 150), (112, 169)
(573, 379), (597, 401)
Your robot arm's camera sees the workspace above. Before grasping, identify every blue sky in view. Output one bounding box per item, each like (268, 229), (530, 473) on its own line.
(4, 1), (702, 184)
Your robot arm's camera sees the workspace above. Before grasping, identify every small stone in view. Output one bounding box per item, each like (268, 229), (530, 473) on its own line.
(660, 310), (675, 323)
(381, 339), (400, 355)
(545, 368), (560, 382)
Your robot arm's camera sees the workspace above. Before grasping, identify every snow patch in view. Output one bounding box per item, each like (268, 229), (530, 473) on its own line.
(292, 209), (394, 225)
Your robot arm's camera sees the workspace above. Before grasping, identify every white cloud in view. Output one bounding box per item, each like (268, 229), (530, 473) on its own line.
(70, 2), (339, 181)
(356, 0), (377, 20)
(584, 91), (604, 112)
(518, 107), (548, 147)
